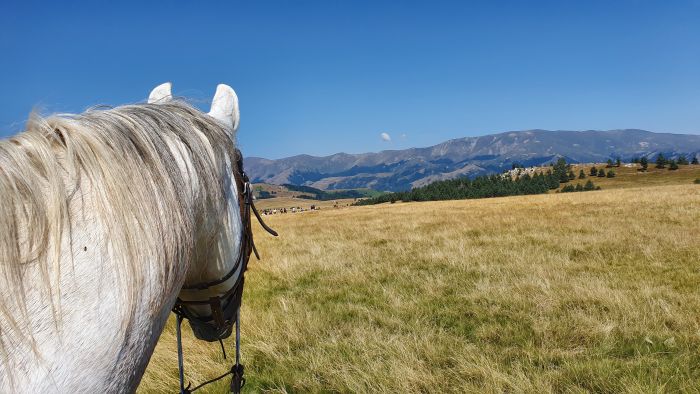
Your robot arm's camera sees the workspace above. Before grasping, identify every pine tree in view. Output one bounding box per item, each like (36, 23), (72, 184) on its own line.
(584, 180), (595, 191)
(590, 166), (598, 176)
(640, 157), (649, 171)
(568, 170), (576, 180)
(677, 155), (688, 165)
(597, 169), (606, 177)
(606, 169), (615, 178)
(578, 169), (586, 179)
(545, 169), (559, 189)
(575, 183), (584, 192)
(632, 157), (640, 164)
(555, 157), (568, 170)
(692, 157), (699, 165)
(554, 158), (569, 183)
(669, 160), (679, 170)
(616, 157), (621, 167)
(655, 153), (666, 168)
(558, 171), (569, 183)
(606, 159), (614, 168)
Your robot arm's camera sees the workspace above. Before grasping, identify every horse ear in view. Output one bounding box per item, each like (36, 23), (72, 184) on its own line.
(208, 84), (240, 132)
(148, 82), (172, 104)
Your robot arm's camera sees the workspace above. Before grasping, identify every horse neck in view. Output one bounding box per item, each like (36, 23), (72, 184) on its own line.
(1, 136), (202, 392)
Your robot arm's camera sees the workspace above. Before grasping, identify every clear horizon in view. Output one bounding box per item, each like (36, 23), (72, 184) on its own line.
(2, 1), (700, 159)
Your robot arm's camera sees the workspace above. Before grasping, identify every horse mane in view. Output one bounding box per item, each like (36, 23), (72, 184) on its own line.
(0, 100), (238, 352)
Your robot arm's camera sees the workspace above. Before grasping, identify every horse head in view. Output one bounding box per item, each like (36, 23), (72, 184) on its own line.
(0, 82), (277, 392)
(147, 82), (250, 342)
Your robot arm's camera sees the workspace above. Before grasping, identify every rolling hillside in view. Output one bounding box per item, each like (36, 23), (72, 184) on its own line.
(251, 183), (383, 211)
(557, 163), (700, 192)
(245, 129), (700, 192)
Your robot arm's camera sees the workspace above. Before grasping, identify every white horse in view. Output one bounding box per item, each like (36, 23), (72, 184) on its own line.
(0, 82), (255, 392)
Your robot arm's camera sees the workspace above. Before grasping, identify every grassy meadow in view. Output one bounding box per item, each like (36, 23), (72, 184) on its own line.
(253, 196), (356, 211)
(140, 173), (700, 393)
(559, 163), (700, 192)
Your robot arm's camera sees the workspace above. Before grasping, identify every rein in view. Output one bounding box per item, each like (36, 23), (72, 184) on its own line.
(172, 154), (278, 394)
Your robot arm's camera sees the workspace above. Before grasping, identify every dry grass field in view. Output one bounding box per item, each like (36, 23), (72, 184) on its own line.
(250, 183), (378, 212)
(561, 163), (700, 192)
(140, 180), (700, 393)
(253, 196), (356, 211)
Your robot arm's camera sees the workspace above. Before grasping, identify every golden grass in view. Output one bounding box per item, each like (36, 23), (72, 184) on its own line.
(140, 183), (700, 393)
(561, 163), (700, 191)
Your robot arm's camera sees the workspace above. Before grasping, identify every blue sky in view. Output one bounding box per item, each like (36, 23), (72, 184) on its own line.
(1, 1), (700, 159)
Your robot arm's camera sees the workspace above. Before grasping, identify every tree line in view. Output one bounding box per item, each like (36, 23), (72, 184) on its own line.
(355, 158), (600, 205)
(631, 153), (698, 171)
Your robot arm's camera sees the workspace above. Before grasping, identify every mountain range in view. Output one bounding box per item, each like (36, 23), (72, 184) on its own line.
(244, 129), (700, 192)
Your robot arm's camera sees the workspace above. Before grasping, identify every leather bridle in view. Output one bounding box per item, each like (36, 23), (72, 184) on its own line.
(172, 150), (278, 394)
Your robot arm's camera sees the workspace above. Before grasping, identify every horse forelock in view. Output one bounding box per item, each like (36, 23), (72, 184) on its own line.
(0, 100), (240, 362)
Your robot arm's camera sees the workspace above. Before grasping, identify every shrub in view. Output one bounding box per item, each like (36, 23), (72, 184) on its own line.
(256, 190), (274, 199)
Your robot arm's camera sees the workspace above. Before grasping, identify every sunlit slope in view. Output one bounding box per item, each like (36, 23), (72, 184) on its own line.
(252, 197), (356, 211)
(558, 163), (700, 191)
(140, 184), (700, 393)
(250, 183), (378, 211)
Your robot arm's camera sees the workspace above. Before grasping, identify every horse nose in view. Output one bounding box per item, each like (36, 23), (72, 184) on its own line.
(188, 320), (234, 342)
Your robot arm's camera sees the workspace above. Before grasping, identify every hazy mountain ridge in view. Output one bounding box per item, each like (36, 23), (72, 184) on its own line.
(245, 129), (700, 191)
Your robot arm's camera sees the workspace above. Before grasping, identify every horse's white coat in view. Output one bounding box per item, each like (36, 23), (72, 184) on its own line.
(0, 83), (244, 392)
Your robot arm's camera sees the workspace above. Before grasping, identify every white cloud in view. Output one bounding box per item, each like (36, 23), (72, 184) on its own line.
(400, 133), (407, 139)
(380, 132), (391, 141)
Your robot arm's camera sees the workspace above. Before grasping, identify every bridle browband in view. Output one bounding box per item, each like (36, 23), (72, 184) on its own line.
(172, 150), (278, 394)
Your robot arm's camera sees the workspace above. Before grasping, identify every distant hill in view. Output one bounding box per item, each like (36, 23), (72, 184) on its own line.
(245, 129), (700, 192)
(251, 183), (382, 201)
(356, 161), (700, 206)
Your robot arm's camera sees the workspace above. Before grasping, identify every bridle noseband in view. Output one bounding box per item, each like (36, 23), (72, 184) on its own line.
(172, 150), (277, 394)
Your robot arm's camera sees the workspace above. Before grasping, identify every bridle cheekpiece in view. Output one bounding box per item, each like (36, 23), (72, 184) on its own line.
(172, 150), (277, 393)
